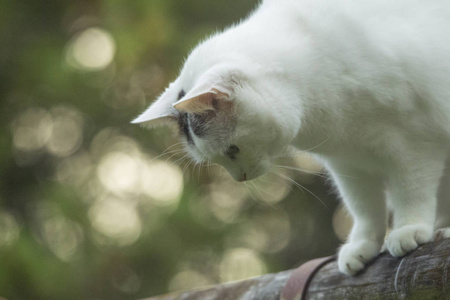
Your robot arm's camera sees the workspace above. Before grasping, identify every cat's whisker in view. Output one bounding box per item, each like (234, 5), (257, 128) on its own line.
(246, 181), (276, 209)
(276, 165), (328, 179)
(273, 138), (329, 159)
(172, 153), (189, 166)
(149, 142), (185, 162)
(252, 177), (284, 207)
(164, 150), (187, 164)
(192, 161), (198, 182)
(246, 181), (263, 203)
(148, 148), (185, 164)
(269, 171), (297, 195)
(181, 161), (191, 176)
(160, 141), (185, 155)
(273, 154), (300, 159)
(275, 164), (354, 179)
(161, 141), (184, 151)
(272, 169), (306, 196)
(206, 159), (211, 177)
(244, 182), (260, 204)
(244, 181), (270, 209)
(206, 159), (213, 177)
(273, 170), (329, 211)
(197, 160), (203, 182)
(182, 158), (196, 176)
(273, 151), (302, 159)
(302, 137), (330, 152)
(173, 154), (191, 172)
(273, 148), (309, 159)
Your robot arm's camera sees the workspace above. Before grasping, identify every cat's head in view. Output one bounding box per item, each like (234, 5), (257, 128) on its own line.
(132, 40), (300, 181)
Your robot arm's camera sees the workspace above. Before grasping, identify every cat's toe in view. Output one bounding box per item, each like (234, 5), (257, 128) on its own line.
(338, 240), (381, 275)
(386, 224), (432, 257)
(433, 227), (450, 241)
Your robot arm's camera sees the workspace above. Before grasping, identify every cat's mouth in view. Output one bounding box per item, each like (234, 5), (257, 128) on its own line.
(237, 172), (247, 182)
(217, 152), (272, 182)
(227, 170), (248, 182)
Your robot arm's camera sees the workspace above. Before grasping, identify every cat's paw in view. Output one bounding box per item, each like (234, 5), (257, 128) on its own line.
(385, 224), (432, 257)
(433, 228), (450, 241)
(338, 240), (381, 275)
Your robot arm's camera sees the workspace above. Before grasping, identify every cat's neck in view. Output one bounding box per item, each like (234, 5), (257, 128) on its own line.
(197, 0), (368, 154)
(227, 0), (395, 155)
(232, 1), (347, 154)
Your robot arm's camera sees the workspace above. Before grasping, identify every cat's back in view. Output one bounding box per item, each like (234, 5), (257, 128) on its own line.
(265, 0), (450, 20)
(258, 0), (450, 142)
(260, 0), (450, 40)
(255, 0), (450, 61)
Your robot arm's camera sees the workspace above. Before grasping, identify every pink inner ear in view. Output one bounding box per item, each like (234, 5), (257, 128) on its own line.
(211, 87), (230, 99)
(173, 92), (217, 113)
(173, 73), (233, 113)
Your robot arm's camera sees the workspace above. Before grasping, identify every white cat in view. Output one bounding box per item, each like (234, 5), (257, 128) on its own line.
(132, 0), (450, 275)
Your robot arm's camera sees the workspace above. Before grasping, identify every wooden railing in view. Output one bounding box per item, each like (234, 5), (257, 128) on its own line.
(144, 239), (450, 300)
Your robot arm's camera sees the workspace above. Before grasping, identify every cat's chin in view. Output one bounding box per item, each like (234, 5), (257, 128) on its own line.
(226, 164), (270, 182)
(230, 172), (260, 182)
(230, 173), (260, 183)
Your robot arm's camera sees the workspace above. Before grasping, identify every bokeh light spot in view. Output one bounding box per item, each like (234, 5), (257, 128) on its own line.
(12, 107), (52, 152)
(97, 151), (141, 195)
(0, 211), (20, 247)
(140, 160), (183, 207)
(12, 106), (84, 158)
(168, 270), (211, 292)
(208, 190), (246, 224)
(228, 211), (291, 254)
(189, 175), (248, 227)
(55, 152), (93, 187)
(219, 248), (266, 283)
(66, 27), (116, 71)
(42, 215), (83, 261)
(32, 203), (83, 261)
(46, 107), (84, 157)
(89, 197), (141, 246)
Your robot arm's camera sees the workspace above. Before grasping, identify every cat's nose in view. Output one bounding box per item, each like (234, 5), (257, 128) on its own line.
(238, 172), (247, 182)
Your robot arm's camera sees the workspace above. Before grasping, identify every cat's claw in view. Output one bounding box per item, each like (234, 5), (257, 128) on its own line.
(385, 224), (432, 257)
(433, 228), (450, 241)
(338, 240), (381, 275)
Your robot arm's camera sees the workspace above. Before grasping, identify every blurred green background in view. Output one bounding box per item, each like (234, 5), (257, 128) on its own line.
(0, 0), (346, 299)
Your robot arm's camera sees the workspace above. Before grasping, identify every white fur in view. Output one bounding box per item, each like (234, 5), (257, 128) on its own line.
(134, 0), (450, 274)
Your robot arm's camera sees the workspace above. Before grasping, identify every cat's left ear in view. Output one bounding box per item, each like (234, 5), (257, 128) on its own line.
(131, 85), (179, 127)
(173, 77), (234, 114)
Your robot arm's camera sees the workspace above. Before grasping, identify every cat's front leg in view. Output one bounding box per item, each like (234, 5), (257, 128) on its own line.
(385, 151), (446, 257)
(326, 162), (386, 275)
(435, 154), (450, 241)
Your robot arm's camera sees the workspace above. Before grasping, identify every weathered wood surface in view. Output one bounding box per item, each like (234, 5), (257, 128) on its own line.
(145, 270), (292, 300)
(308, 239), (450, 299)
(144, 239), (450, 300)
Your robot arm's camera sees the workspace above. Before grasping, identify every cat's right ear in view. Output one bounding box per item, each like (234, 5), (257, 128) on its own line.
(131, 88), (178, 127)
(173, 72), (234, 114)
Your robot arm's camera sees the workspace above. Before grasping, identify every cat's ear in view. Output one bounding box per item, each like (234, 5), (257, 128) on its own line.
(131, 88), (179, 127)
(173, 78), (233, 114)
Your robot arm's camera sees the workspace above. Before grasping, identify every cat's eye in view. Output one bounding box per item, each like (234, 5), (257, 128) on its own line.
(225, 145), (240, 160)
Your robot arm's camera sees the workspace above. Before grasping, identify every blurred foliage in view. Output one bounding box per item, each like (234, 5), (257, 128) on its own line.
(0, 0), (343, 299)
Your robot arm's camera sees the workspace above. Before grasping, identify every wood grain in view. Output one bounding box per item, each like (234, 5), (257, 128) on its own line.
(144, 239), (450, 300)
(308, 239), (450, 299)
